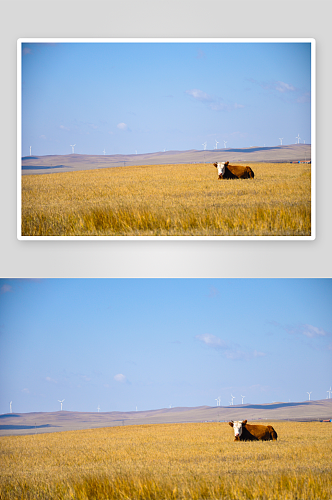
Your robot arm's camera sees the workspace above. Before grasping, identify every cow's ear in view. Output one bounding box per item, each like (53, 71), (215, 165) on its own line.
(228, 421), (234, 427)
(242, 420), (247, 425)
(225, 161), (229, 166)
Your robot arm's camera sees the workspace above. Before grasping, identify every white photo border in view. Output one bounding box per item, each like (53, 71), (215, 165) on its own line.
(17, 38), (316, 241)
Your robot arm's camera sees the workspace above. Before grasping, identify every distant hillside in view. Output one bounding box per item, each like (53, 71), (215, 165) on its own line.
(22, 144), (311, 175)
(1, 399), (330, 436)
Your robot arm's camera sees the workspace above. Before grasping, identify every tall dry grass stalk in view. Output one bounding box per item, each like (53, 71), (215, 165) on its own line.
(1, 422), (331, 499)
(21, 162), (311, 236)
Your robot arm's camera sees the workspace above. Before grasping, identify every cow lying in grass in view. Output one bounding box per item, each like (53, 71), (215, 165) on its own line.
(229, 420), (278, 441)
(213, 161), (254, 179)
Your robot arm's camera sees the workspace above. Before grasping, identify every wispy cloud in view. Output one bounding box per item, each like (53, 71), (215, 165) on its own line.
(249, 78), (296, 94)
(274, 81), (296, 93)
(196, 333), (228, 350)
(23, 47), (32, 56)
(196, 49), (206, 59)
(0, 284), (12, 294)
(290, 324), (328, 338)
(185, 89), (243, 112)
(195, 334), (266, 360)
(208, 286), (219, 298)
(45, 376), (58, 384)
(59, 125), (70, 131)
(272, 321), (329, 338)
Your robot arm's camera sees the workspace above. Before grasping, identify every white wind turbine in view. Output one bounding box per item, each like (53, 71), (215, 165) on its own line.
(103, 149), (106, 155)
(9, 401), (12, 413)
(215, 140), (219, 150)
(202, 142), (207, 150)
(70, 144), (76, 154)
(29, 146), (32, 156)
(307, 392), (312, 401)
(296, 134), (301, 144)
(327, 387), (331, 399)
(241, 395), (245, 404)
(58, 399), (65, 411)
(231, 394), (235, 405)
(224, 140), (227, 148)
(97, 405), (100, 412)
(279, 138), (283, 145)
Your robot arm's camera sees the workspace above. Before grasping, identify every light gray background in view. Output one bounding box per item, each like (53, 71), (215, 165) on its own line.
(1, 0), (331, 278)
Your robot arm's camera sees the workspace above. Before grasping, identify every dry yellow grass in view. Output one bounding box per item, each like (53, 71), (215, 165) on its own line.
(0, 421), (331, 499)
(21, 162), (311, 236)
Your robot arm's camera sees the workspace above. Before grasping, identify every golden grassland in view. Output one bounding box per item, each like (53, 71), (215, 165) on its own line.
(21, 162), (311, 236)
(0, 421), (331, 499)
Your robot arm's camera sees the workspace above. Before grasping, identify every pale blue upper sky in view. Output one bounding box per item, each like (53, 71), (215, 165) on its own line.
(0, 279), (330, 414)
(21, 41), (312, 157)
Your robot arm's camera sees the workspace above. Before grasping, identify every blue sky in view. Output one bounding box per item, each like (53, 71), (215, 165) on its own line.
(0, 279), (330, 414)
(21, 41), (312, 157)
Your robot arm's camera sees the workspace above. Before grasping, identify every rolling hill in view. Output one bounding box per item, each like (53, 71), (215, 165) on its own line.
(22, 144), (311, 175)
(1, 399), (330, 436)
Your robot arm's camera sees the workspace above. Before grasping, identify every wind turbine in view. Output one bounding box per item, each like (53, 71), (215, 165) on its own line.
(224, 141), (227, 149)
(58, 399), (65, 411)
(307, 392), (312, 401)
(296, 134), (301, 144)
(29, 146), (32, 156)
(241, 395), (245, 404)
(327, 387), (331, 399)
(231, 394), (235, 405)
(9, 401), (12, 413)
(215, 140), (219, 150)
(97, 405), (100, 412)
(202, 142), (207, 150)
(279, 138), (283, 145)
(70, 144), (76, 154)
(103, 149), (106, 155)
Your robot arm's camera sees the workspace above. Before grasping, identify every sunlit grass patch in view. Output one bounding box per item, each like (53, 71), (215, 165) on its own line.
(21, 162), (311, 236)
(1, 422), (331, 499)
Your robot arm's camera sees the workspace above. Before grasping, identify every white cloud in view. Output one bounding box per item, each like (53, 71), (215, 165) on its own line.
(253, 350), (266, 357)
(300, 324), (328, 338)
(185, 89), (212, 102)
(195, 333), (228, 350)
(271, 321), (329, 343)
(114, 373), (127, 383)
(117, 122), (128, 131)
(45, 376), (57, 384)
(196, 333), (266, 360)
(186, 89), (243, 112)
(59, 125), (70, 131)
(275, 81), (296, 93)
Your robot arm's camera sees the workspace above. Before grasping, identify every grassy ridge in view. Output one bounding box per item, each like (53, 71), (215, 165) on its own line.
(21, 162), (311, 236)
(1, 422), (331, 499)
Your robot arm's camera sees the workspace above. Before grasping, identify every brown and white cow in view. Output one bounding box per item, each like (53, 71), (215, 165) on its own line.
(213, 161), (254, 180)
(229, 420), (277, 441)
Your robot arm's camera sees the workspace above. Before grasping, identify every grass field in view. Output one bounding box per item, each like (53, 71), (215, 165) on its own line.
(21, 162), (311, 237)
(1, 421), (331, 499)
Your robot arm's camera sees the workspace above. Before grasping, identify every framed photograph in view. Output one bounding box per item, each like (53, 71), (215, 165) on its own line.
(18, 38), (315, 240)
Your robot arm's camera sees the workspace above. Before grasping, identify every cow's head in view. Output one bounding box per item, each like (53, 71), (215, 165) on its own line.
(213, 162), (228, 176)
(229, 420), (247, 440)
